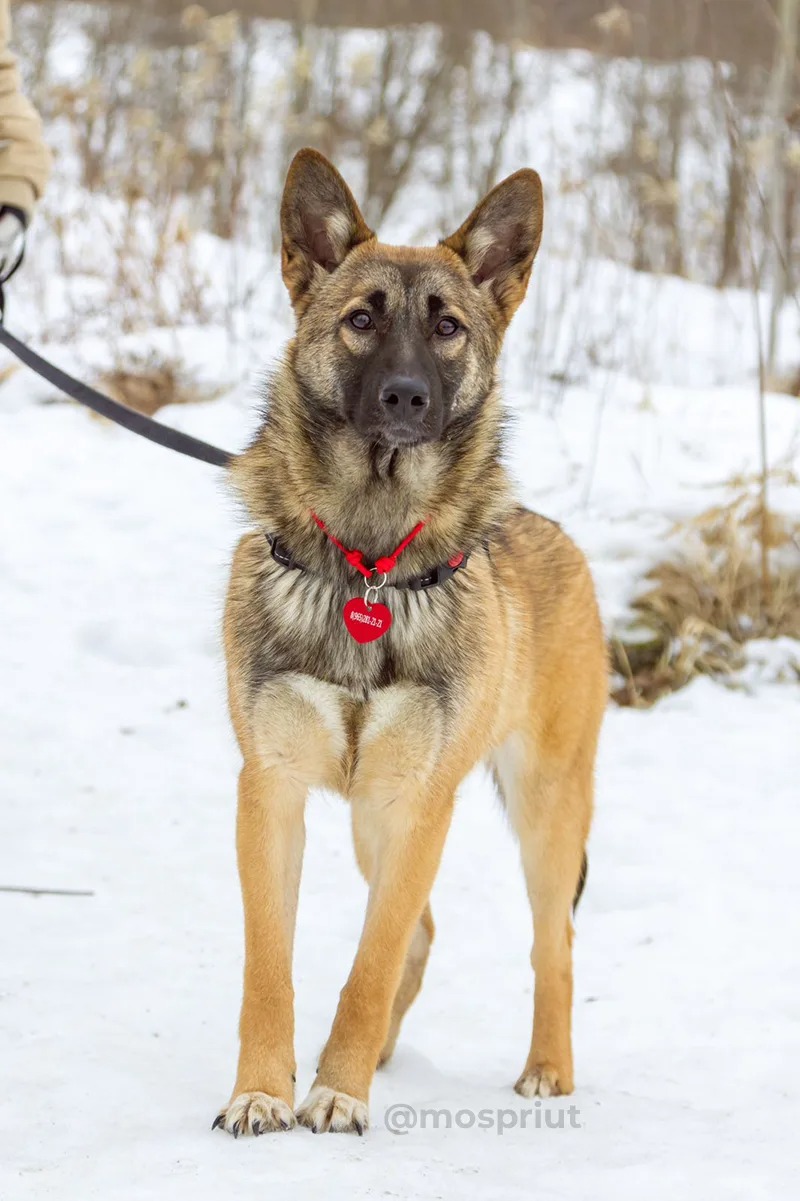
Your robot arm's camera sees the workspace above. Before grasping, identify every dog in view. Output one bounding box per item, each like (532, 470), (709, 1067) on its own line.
(214, 149), (607, 1136)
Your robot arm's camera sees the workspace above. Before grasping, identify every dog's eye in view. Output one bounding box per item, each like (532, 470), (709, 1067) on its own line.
(435, 317), (459, 337)
(349, 310), (374, 331)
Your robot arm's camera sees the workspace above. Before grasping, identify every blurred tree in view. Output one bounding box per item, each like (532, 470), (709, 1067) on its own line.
(766, 0), (799, 370)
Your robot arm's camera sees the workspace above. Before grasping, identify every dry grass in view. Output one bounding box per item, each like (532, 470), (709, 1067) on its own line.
(0, 362), (20, 387)
(611, 487), (800, 706)
(96, 354), (220, 416)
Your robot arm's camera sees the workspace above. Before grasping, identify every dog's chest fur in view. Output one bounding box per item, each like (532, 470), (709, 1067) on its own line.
(238, 542), (478, 707)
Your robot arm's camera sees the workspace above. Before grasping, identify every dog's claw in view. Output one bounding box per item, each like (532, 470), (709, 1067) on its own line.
(295, 1085), (369, 1134)
(216, 1093), (296, 1137)
(515, 1062), (570, 1099)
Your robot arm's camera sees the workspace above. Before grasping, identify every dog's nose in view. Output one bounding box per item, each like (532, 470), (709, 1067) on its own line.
(379, 376), (430, 423)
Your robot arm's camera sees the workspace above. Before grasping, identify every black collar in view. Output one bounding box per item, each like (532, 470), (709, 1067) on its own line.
(265, 532), (470, 592)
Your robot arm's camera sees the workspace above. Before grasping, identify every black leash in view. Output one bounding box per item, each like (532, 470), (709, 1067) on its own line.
(0, 284), (235, 469)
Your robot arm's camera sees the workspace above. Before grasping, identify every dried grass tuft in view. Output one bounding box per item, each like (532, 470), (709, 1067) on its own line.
(96, 355), (220, 417)
(611, 490), (800, 706)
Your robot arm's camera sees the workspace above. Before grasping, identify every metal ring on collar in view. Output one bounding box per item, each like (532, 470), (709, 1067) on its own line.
(364, 573), (388, 608)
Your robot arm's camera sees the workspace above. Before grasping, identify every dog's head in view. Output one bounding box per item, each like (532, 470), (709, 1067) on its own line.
(280, 149), (543, 448)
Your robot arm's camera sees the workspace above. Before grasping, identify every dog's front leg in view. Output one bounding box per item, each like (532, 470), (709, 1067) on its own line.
(215, 674), (349, 1137)
(296, 787), (453, 1134)
(214, 759), (305, 1136)
(295, 683), (454, 1133)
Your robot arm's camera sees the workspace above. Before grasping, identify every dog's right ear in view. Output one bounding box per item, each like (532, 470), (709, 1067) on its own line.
(280, 148), (375, 310)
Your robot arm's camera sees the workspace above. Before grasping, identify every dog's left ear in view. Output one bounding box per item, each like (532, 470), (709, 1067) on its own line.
(442, 169), (543, 324)
(280, 148), (375, 310)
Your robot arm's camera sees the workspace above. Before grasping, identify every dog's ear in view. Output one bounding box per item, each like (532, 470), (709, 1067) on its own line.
(442, 169), (543, 325)
(280, 148), (375, 309)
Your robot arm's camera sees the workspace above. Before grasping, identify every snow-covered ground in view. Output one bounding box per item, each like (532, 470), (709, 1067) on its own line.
(1, 315), (799, 1198)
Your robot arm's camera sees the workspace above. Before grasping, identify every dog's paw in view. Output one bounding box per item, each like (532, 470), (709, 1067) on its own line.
(212, 1092), (295, 1137)
(514, 1063), (572, 1099)
(295, 1085), (368, 1134)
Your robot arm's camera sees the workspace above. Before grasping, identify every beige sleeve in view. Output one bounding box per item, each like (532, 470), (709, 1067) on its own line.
(0, 0), (51, 218)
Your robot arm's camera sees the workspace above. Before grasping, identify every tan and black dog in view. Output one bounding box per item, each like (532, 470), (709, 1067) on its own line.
(215, 149), (607, 1136)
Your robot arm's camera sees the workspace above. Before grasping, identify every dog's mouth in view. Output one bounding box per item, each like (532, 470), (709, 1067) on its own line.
(374, 425), (433, 448)
(350, 417), (443, 449)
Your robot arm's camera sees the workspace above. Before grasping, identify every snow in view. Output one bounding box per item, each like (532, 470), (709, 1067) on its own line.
(1, 327), (799, 1198)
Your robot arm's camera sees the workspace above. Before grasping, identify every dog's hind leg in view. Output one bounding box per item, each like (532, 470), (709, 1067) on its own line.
(493, 733), (593, 1098)
(350, 809), (435, 1068)
(379, 902), (434, 1066)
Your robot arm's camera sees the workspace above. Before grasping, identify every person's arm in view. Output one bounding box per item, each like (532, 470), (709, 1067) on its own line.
(0, 0), (51, 219)
(0, 0), (51, 282)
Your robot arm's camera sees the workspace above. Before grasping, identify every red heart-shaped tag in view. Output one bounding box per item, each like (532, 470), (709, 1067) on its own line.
(343, 597), (393, 643)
